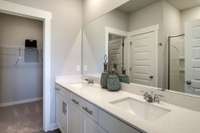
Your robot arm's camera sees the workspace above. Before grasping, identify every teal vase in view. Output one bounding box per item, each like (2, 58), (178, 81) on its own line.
(100, 72), (109, 89)
(119, 74), (129, 83)
(107, 74), (121, 91)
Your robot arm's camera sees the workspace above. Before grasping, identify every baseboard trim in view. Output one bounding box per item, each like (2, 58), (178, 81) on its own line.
(48, 123), (58, 131)
(0, 97), (43, 107)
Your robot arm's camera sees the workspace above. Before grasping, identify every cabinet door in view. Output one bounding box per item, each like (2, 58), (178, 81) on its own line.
(56, 91), (68, 133)
(83, 114), (107, 133)
(99, 110), (142, 133)
(68, 101), (82, 133)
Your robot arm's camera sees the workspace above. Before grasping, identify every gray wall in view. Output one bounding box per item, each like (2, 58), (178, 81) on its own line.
(181, 6), (200, 26)
(5, 0), (83, 125)
(0, 13), (43, 104)
(83, 9), (128, 75)
(83, 0), (129, 24)
(0, 13), (43, 48)
(128, 1), (163, 32)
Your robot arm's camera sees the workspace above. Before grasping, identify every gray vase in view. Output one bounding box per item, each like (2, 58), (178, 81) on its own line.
(107, 74), (121, 91)
(119, 74), (129, 83)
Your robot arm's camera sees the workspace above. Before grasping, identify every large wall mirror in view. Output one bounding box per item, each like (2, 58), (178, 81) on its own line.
(82, 0), (200, 96)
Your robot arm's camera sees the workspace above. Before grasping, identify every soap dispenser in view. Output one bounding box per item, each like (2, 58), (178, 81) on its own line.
(100, 55), (109, 89)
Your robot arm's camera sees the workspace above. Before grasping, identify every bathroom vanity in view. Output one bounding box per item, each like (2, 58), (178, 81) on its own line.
(55, 77), (200, 133)
(56, 0), (200, 133)
(55, 81), (144, 133)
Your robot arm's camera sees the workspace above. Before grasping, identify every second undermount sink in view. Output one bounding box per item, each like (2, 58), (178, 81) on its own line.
(110, 97), (171, 121)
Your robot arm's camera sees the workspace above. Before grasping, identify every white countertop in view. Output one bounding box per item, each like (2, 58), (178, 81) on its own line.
(56, 76), (200, 133)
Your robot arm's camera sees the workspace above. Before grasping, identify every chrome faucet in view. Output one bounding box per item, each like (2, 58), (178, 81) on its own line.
(84, 78), (94, 84)
(143, 91), (164, 103)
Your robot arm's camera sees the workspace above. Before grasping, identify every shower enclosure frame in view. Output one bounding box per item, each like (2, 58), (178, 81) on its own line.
(168, 34), (185, 90)
(0, 1), (52, 132)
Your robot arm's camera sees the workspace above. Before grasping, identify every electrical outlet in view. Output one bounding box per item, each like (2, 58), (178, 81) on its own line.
(84, 65), (88, 72)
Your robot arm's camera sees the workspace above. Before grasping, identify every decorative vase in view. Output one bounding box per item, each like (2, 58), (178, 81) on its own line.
(107, 74), (121, 91)
(119, 74), (129, 83)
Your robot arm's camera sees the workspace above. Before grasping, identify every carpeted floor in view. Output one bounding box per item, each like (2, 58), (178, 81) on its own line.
(0, 101), (44, 133)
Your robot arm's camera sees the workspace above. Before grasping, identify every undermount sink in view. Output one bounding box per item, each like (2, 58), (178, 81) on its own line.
(110, 97), (171, 121)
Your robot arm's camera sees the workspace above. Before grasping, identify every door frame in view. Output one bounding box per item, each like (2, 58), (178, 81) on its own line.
(0, 1), (52, 131)
(105, 27), (127, 58)
(127, 24), (159, 86)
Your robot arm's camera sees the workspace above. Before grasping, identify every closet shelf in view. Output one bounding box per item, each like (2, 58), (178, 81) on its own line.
(0, 45), (43, 66)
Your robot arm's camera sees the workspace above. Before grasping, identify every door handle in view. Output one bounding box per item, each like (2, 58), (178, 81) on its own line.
(149, 76), (154, 79)
(186, 80), (192, 85)
(62, 102), (67, 114)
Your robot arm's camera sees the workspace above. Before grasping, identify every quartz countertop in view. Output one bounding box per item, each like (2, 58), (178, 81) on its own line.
(56, 76), (200, 133)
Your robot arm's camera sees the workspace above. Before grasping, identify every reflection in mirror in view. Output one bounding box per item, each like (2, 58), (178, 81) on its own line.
(108, 34), (124, 74)
(108, 33), (129, 83)
(83, 0), (200, 96)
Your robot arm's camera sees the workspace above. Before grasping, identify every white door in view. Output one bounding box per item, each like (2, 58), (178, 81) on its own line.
(185, 20), (200, 95)
(108, 38), (123, 73)
(82, 114), (107, 133)
(129, 29), (158, 87)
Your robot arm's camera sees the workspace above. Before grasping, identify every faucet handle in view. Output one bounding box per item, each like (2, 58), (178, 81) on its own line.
(84, 78), (94, 84)
(143, 92), (153, 103)
(153, 94), (164, 103)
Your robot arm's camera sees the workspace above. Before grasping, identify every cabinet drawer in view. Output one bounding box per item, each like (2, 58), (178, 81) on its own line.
(71, 93), (82, 107)
(80, 99), (99, 122)
(70, 93), (99, 122)
(99, 110), (144, 133)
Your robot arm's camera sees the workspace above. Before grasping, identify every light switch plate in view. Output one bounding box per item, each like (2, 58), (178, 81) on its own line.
(76, 65), (81, 72)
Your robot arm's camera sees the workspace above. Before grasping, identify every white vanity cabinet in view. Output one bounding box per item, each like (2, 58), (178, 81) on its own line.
(82, 113), (107, 133)
(68, 94), (82, 133)
(99, 110), (142, 133)
(69, 93), (107, 133)
(55, 86), (69, 133)
(55, 85), (143, 133)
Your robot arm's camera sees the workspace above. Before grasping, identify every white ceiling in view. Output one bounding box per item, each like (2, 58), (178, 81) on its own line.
(118, 0), (158, 13)
(118, 0), (200, 13)
(167, 0), (200, 10)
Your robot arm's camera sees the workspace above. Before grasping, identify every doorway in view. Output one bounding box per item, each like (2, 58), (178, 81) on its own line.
(184, 19), (200, 95)
(0, 1), (52, 132)
(128, 25), (159, 87)
(0, 12), (43, 132)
